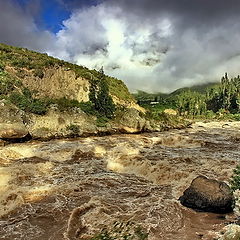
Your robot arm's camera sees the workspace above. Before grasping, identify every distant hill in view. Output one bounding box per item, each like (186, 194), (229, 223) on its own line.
(133, 82), (219, 104)
(169, 82), (219, 96)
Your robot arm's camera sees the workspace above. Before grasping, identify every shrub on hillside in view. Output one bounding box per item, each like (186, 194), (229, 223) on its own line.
(231, 165), (240, 191)
(0, 71), (21, 95)
(34, 68), (44, 78)
(54, 97), (80, 112)
(54, 97), (97, 115)
(78, 101), (96, 115)
(9, 91), (47, 115)
(0, 80), (15, 95)
(0, 63), (4, 72)
(96, 116), (109, 127)
(66, 124), (80, 135)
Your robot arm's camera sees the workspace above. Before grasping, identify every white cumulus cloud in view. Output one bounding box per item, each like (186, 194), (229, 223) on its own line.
(50, 3), (172, 92)
(2, 0), (240, 93)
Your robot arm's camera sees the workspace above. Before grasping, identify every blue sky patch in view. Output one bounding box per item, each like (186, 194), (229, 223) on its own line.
(14, 0), (100, 33)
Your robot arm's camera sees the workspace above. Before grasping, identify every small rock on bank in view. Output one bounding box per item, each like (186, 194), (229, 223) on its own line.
(0, 123), (29, 139)
(219, 224), (240, 240)
(179, 176), (233, 213)
(0, 102), (29, 140)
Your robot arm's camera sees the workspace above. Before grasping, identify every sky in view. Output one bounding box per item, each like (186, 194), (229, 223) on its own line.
(1, 0), (240, 93)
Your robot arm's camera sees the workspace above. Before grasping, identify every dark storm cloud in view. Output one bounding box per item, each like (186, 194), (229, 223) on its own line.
(0, 0), (54, 52)
(93, 0), (240, 92)
(109, 0), (240, 22)
(56, 0), (102, 10)
(1, 0), (240, 92)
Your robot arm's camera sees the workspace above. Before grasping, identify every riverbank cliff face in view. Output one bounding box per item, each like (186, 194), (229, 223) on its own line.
(0, 44), (188, 142)
(0, 100), (188, 142)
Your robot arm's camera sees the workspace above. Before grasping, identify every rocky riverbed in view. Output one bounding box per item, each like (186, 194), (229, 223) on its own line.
(0, 121), (240, 240)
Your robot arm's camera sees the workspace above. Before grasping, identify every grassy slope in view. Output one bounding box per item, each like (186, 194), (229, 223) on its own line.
(0, 43), (134, 103)
(134, 82), (219, 100)
(169, 82), (219, 96)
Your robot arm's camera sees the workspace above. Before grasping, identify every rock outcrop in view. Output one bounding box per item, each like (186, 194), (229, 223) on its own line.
(0, 123), (28, 139)
(116, 108), (152, 133)
(179, 176), (233, 213)
(0, 101), (29, 140)
(164, 108), (178, 115)
(0, 99), (153, 140)
(219, 224), (240, 240)
(27, 108), (97, 139)
(21, 67), (90, 102)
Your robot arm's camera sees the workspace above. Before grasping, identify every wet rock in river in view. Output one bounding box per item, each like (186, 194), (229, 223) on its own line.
(179, 176), (233, 213)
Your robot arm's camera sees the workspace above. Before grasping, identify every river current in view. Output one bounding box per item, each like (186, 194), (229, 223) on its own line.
(0, 121), (239, 240)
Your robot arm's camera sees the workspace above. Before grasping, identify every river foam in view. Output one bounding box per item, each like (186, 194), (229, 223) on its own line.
(0, 121), (239, 239)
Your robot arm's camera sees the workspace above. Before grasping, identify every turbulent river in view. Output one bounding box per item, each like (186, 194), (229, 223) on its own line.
(0, 121), (240, 240)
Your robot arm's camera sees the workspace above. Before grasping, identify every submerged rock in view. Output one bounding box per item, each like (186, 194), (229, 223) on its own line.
(179, 176), (233, 213)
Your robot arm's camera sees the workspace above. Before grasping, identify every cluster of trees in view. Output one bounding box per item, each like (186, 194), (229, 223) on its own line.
(89, 67), (115, 118)
(177, 73), (240, 116)
(207, 73), (240, 113)
(177, 91), (207, 116)
(134, 73), (240, 118)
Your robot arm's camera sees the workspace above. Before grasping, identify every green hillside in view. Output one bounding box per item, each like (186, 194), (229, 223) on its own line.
(0, 43), (134, 103)
(134, 75), (240, 120)
(169, 82), (219, 96)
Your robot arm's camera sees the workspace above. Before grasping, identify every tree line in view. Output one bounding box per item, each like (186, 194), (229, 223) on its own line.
(177, 73), (240, 116)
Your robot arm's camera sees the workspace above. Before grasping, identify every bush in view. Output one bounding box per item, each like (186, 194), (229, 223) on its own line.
(0, 71), (18, 95)
(0, 63), (5, 71)
(96, 116), (109, 127)
(9, 91), (47, 115)
(8, 90), (100, 116)
(90, 222), (148, 240)
(66, 124), (80, 135)
(12, 58), (31, 68)
(232, 114), (240, 121)
(34, 68), (44, 78)
(0, 79), (15, 95)
(54, 97), (80, 112)
(79, 101), (96, 115)
(231, 165), (240, 191)
(54, 98), (97, 115)
(30, 99), (48, 115)
(205, 110), (216, 119)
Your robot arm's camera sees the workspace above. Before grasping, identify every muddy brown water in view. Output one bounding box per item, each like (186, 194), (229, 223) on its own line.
(0, 121), (239, 240)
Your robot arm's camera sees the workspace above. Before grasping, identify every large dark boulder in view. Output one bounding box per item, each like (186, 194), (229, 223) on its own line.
(179, 176), (234, 213)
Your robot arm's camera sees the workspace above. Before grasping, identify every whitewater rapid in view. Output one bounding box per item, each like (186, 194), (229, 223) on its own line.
(0, 121), (239, 239)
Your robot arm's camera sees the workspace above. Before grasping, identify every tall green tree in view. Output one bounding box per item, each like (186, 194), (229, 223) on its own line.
(89, 67), (115, 118)
(206, 73), (240, 113)
(177, 90), (206, 116)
